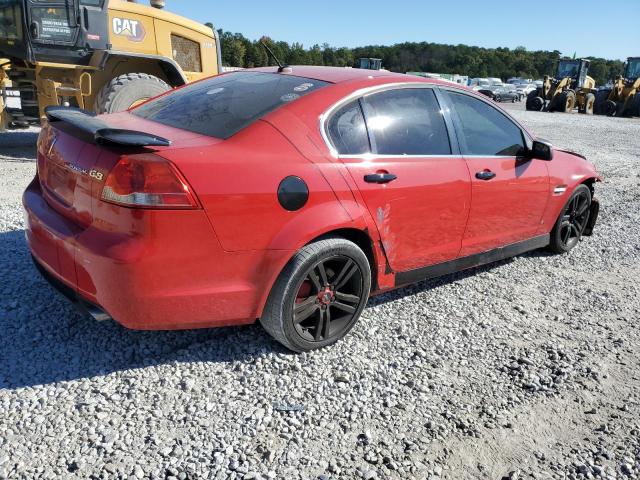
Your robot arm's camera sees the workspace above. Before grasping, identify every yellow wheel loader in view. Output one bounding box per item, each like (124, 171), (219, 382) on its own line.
(594, 57), (640, 117)
(0, 0), (221, 130)
(355, 58), (383, 70)
(526, 58), (597, 114)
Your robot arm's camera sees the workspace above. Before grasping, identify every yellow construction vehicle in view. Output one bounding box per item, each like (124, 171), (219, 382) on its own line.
(594, 57), (640, 117)
(526, 58), (597, 114)
(0, 0), (221, 129)
(355, 58), (383, 70)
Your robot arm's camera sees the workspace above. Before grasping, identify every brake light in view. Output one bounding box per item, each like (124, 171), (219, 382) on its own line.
(101, 154), (199, 209)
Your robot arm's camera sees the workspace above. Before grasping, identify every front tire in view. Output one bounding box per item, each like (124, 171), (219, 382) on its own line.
(557, 91), (576, 113)
(260, 238), (371, 352)
(549, 185), (592, 254)
(94, 73), (170, 114)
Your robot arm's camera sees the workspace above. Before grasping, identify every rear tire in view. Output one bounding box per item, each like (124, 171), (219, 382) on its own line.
(549, 184), (592, 254)
(94, 73), (170, 114)
(260, 238), (371, 352)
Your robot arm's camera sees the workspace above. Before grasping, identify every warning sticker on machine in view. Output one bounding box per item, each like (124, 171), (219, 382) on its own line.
(40, 18), (72, 39)
(30, 7), (74, 42)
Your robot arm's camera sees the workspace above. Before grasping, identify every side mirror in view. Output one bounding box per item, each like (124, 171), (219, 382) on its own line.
(530, 139), (553, 161)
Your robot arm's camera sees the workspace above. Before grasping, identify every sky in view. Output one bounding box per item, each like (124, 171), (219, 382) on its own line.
(170, 0), (639, 61)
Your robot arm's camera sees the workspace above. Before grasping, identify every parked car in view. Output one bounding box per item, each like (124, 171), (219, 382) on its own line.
(23, 67), (601, 352)
(477, 88), (498, 99)
(478, 85), (520, 102)
(507, 77), (533, 85)
(516, 83), (537, 97)
(495, 86), (521, 102)
(469, 77), (491, 91)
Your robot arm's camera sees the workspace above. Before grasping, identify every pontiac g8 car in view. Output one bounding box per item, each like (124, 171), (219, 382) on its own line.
(23, 66), (600, 351)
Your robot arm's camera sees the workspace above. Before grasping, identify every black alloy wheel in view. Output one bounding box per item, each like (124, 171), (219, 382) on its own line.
(292, 255), (364, 343)
(549, 185), (592, 254)
(260, 237), (371, 352)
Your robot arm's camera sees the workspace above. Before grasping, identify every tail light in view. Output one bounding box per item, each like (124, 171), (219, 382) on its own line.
(101, 154), (199, 209)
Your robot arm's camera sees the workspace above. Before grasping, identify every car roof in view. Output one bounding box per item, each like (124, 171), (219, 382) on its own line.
(250, 65), (452, 86)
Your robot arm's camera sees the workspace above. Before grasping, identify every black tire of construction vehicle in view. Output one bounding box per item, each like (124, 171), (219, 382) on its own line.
(526, 91), (543, 111)
(594, 89), (611, 115)
(632, 94), (640, 117)
(94, 73), (170, 114)
(582, 93), (595, 115)
(603, 100), (617, 117)
(557, 91), (576, 113)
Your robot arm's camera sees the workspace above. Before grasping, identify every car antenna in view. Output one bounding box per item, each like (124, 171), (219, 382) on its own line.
(261, 42), (289, 73)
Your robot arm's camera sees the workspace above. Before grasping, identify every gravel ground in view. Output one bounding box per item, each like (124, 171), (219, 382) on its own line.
(0, 107), (639, 480)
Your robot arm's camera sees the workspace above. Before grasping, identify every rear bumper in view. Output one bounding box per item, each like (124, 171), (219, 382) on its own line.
(32, 255), (111, 322)
(23, 178), (293, 330)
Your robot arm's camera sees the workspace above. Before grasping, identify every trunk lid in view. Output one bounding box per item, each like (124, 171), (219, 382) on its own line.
(37, 109), (217, 227)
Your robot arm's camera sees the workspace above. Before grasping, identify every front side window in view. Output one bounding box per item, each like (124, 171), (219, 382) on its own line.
(447, 91), (525, 157)
(134, 72), (328, 139)
(557, 61), (579, 79)
(362, 88), (451, 155)
(326, 100), (370, 155)
(625, 59), (640, 79)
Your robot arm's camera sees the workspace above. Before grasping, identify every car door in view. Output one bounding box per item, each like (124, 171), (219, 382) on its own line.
(443, 89), (549, 257)
(325, 87), (471, 273)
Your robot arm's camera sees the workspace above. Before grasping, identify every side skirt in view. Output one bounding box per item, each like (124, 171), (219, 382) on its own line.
(394, 234), (550, 287)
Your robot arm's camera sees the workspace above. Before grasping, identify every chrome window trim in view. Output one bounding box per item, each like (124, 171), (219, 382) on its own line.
(336, 153), (521, 160)
(319, 82), (532, 160)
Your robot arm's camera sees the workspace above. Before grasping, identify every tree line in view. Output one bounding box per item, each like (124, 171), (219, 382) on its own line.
(217, 30), (623, 86)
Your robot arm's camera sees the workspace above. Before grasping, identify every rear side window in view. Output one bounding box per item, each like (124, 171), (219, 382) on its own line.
(133, 72), (328, 139)
(363, 88), (451, 155)
(447, 92), (525, 156)
(327, 100), (370, 155)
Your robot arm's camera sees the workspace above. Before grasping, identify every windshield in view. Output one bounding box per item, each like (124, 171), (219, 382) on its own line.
(0, 0), (22, 41)
(134, 71), (329, 139)
(557, 61), (579, 79)
(625, 59), (640, 79)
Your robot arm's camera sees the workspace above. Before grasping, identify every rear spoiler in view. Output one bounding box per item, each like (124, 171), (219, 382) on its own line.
(44, 106), (171, 147)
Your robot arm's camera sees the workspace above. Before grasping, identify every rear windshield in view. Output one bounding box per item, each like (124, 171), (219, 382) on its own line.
(133, 71), (329, 139)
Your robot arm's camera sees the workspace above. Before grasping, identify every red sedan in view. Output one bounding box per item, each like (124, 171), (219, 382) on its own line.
(23, 66), (600, 352)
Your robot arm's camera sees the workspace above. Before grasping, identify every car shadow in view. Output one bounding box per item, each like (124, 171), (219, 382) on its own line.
(0, 229), (284, 390)
(0, 227), (552, 390)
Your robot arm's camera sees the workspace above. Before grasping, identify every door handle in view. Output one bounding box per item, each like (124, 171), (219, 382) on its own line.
(475, 170), (496, 180)
(364, 173), (397, 184)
